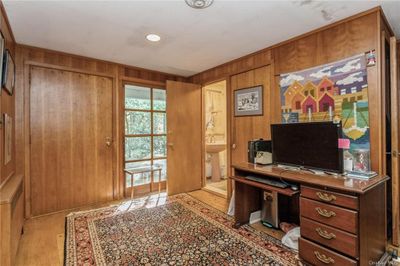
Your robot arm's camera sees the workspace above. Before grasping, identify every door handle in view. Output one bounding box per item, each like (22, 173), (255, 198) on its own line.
(393, 151), (400, 157)
(167, 143), (174, 147)
(105, 137), (112, 147)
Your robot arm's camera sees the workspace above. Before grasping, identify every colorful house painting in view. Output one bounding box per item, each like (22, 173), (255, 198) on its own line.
(303, 81), (317, 98)
(302, 95), (317, 113)
(319, 93), (335, 112)
(317, 77), (338, 98)
(284, 80), (304, 108)
(280, 53), (370, 169)
(291, 92), (305, 111)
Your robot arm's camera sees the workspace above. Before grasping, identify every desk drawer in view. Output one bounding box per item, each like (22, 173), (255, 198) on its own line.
(301, 186), (358, 210)
(299, 238), (357, 266)
(301, 217), (358, 258)
(300, 198), (358, 234)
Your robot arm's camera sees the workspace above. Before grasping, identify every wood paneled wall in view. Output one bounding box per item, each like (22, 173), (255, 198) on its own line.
(0, 3), (16, 187)
(190, 7), (387, 174)
(15, 45), (186, 217)
(230, 66), (271, 165)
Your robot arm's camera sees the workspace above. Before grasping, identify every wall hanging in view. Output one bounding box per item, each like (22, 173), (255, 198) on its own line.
(234, 85), (263, 116)
(279, 54), (370, 172)
(2, 49), (15, 95)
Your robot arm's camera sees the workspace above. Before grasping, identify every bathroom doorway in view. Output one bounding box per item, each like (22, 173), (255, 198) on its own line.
(203, 80), (228, 197)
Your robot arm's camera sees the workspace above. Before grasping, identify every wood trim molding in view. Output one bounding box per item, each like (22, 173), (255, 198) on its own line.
(24, 61), (116, 78)
(0, 171), (15, 190)
(18, 44), (186, 80)
(120, 76), (165, 88)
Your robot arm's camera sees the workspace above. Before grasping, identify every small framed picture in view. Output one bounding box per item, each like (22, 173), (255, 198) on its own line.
(4, 113), (12, 165)
(0, 32), (4, 95)
(234, 85), (263, 116)
(2, 49), (15, 95)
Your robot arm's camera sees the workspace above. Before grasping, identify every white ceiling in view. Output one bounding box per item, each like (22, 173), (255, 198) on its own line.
(3, 0), (400, 77)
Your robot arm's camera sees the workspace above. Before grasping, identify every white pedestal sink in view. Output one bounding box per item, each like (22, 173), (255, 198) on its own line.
(206, 143), (226, 182)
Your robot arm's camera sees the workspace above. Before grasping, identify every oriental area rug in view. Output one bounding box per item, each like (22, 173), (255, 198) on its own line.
(64, 194), (298, 265)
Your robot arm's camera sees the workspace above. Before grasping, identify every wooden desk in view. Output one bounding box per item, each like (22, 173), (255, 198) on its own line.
(124, 166), (162, 198)
(231, 162), (389, 266)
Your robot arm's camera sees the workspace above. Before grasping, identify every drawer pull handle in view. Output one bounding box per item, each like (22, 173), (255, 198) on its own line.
(314, 251), (335, 264)
(315, 207), (336, 218)
(316, 192), (336, 202)
(316, 227), (336, 240)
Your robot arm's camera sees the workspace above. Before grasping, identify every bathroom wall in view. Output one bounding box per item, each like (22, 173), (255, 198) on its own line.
(204, 81), (227, 178)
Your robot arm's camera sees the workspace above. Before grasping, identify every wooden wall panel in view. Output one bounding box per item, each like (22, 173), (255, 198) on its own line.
(15, 45), (185, 216)
(0, 3), (16, 187)
(231, 66), (271, 165)
(190, 8), (385, 174)
(191, 50), (272, 84)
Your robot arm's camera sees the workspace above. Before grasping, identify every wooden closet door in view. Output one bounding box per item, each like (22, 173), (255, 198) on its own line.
(230, 66), (271, 165)
(390, 37), (400, 246)
(30, 66), (114, 216)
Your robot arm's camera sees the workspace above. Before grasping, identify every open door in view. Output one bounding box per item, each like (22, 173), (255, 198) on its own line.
(390, 37), (400, 246)
(166, 80), (202, 195)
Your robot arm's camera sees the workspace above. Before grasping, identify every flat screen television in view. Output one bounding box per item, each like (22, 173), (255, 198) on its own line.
(271, 121), (343, 173)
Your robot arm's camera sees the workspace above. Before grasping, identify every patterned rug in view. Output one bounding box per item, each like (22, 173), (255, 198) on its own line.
(65, 193), (298, 265)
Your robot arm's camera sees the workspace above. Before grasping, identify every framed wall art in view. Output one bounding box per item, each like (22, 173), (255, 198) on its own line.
(2, 49), (15, 95)
(4, 113), (12, 165)
(234, 85), (263, 116)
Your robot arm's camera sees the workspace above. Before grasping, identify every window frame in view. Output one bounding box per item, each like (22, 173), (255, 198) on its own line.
(123, 83), (167, 194)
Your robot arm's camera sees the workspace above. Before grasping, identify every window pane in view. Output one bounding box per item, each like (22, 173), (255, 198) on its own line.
(125, 137), (151, 160)
(125, 111), (151, 135)
(153, 89), (166, 111)
(153, 159), (167, 182)
(125, 85), (151, 110)
(153, 136), (166, 158)
(125, 161), (151, 187)
(153, 112), (166, 134)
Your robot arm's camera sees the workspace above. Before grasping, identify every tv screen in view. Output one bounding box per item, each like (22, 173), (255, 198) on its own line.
(271, 122), (343, 173)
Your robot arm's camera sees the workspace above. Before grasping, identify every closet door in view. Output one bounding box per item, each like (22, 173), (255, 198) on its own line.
(166, 80), (202, 195)
(30, 66), (114, 216)
(390, 37), (400, 245)
(230, 66), (271, 165)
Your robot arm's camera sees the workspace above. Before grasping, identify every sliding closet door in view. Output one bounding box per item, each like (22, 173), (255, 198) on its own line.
(390, 37), (400, 245)
(30, 66), (114, 216)
(166, 80), (202, 195)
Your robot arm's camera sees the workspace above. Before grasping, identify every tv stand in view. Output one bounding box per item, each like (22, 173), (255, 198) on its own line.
(230, 162), (389, 266)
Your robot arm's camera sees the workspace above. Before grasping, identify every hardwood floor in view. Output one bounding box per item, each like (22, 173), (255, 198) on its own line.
(14, 190), (228, 266)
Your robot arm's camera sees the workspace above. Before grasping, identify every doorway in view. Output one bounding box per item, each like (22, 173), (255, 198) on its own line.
(203, 80), (228, 196)
(123, 84), (167, 197)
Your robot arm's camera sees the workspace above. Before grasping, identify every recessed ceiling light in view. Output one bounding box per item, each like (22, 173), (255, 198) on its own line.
(146, 34), (161, 42)
(185, 0), (213, 9)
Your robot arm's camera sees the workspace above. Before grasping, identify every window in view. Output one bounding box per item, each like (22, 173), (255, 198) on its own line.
(295, 101), (301, 110)
(322, 103), (330, 112)
(124, 85), (167, 187)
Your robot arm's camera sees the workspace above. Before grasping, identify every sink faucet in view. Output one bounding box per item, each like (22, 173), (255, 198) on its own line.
(208, 135), (215, 143)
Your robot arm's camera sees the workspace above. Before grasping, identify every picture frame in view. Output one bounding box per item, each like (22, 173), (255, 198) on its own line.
(4, 113), (12, 165)
(2, 49), (15, 95)
(234, 85), (263, 116)
(0, 32), (4, 96)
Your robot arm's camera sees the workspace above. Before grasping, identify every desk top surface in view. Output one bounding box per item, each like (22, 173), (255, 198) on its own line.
(233, 162), (389, 194)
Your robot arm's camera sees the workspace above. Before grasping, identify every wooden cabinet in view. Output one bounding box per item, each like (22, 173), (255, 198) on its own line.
(300, 185), (386, 265)
(0, 175), (24, 266)
(231, 163), (388, 266)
